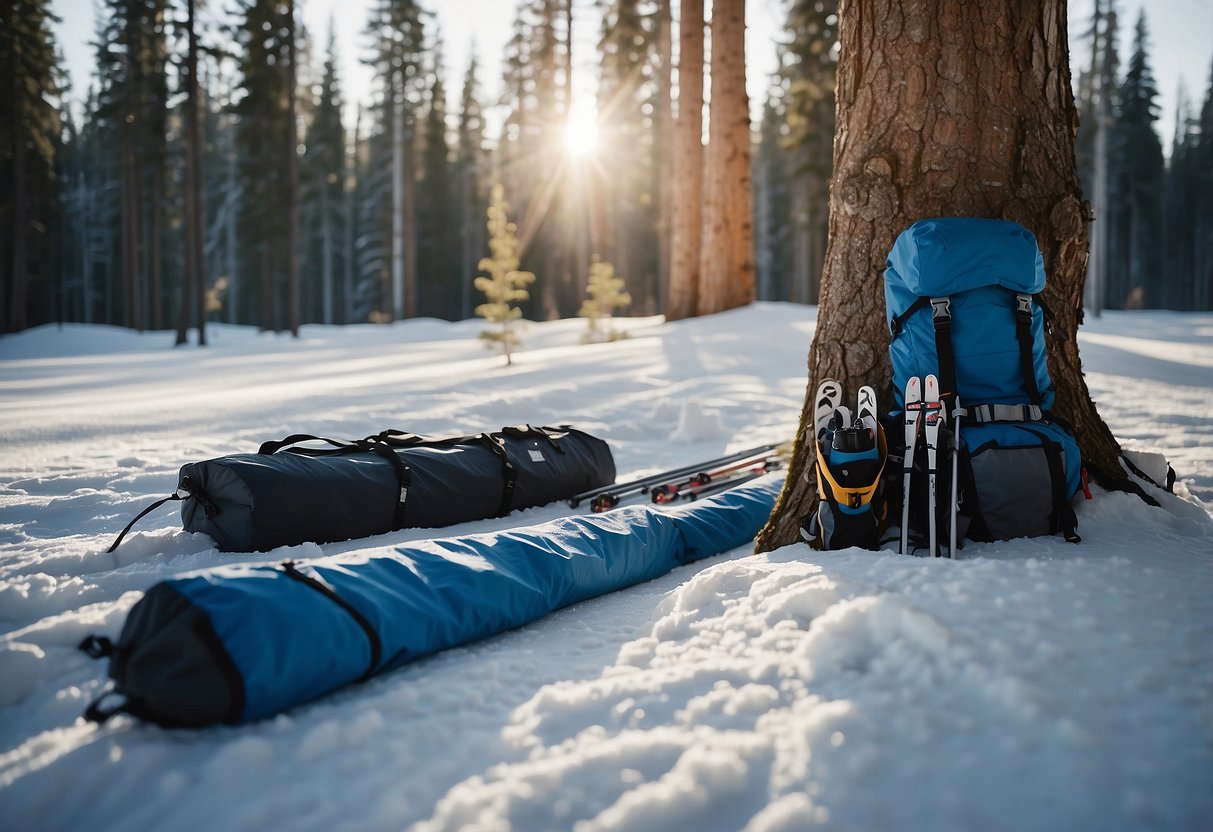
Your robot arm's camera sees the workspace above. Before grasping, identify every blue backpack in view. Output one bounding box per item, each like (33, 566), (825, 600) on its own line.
(884, 217), (1083, 545)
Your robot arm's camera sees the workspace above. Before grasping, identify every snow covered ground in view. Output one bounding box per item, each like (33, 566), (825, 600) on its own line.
(1, 303), (1210, 832)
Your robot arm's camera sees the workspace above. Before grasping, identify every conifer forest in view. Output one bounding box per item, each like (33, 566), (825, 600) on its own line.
(2, 0), (1211, 338)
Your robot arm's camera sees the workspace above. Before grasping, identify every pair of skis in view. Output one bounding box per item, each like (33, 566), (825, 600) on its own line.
(900, 375), (959, 558)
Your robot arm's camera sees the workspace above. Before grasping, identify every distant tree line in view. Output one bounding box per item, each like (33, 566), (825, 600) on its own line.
(2, 0), (1210, 337)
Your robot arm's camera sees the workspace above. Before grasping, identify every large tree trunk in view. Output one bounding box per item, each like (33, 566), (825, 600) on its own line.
(697, 0), (753, 315)
(758, 0), (1120, 552)
(664, 0), (704, 321)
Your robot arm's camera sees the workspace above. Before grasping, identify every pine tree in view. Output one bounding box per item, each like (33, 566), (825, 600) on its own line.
(233, 0), (295, 331)
(1081, 0), (1118, 316)
(417, 41), (459, 319)
(283, 0), (302, 336)
(579, 256), (631, 343)
(301, 24), (346, 324)
(1161, 83), (1197, 310)
(0, 0), (63, 332)
(753, 83), (793, 302)
(475, 184), (536, 365)
(175, 0), (207, 345)
(1193, 57), (1213, 311)
(92, 0), (172, 331)
(455, 53), (487, 320)
(366, 0), (425, 321)
(1107, 10), (1163, 308)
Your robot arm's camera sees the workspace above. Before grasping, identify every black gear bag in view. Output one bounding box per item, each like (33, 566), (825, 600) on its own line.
(109, 425), (615, 553)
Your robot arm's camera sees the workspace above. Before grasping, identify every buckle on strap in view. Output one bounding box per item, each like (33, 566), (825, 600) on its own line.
(930, 297), (952, 328)
(1015, 293), (1033, 320)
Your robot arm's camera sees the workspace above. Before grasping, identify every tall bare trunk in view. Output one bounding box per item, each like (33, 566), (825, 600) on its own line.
(321, 179), (333, 324)
(403, 118), (417, 319)
(285, 0), (301, 337)
(759, 0), (1119, 552)
(391, 85), (405, 320)
(121, 115), (143, 331)
(8, 103), (28, 332)
(225, 114), (239, 325)
(149, 165), (163, 329)
(177, 0), (206, 346)
(697, 0), (752, 315)
(345, 106), (361, 323)
(655, 0), (674, 310)
(665, 0), (704, 321)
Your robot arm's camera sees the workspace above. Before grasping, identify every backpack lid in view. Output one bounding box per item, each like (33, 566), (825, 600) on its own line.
(886, 217), (1045, 296)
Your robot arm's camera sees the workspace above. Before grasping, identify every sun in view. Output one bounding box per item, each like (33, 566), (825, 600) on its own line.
(564, 106), (599, 158)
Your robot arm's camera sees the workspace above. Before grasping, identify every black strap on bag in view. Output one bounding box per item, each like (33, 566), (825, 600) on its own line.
(280, 560), (383, 682)
(929, 297), (957, 401)
(258, 434), (363, 455)
(478, 432), (518, 516)
(1022, 427), (1080, 543)
(104, 476), (216, 554)
(362, 438), (412, 530)
(259, 433), (412, 530)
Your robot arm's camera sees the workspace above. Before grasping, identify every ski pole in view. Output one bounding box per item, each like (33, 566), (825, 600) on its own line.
(570, 442), (779, 507)
(572, 442), (781, 509)
(677, 468), (769, 502)
(650, 452), (781, 504)
(606, 448), (779, 512)
(949, 396), (962, 559)
(924, 375), (942, 558)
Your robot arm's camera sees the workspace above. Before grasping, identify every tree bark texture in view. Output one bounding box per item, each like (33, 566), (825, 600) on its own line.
(758, 0), (1120, 552)
(697, 0), (754, 315)
(664, 0), (704, 321)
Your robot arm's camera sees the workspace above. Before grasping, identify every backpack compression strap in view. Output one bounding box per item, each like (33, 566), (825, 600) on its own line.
(1013, 294), (1043, 405)
(967, 403), (1044, 424)
(889, 293), (1043, 408)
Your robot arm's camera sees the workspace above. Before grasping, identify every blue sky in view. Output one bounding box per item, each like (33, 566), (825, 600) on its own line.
(52, 0), (1213, 149)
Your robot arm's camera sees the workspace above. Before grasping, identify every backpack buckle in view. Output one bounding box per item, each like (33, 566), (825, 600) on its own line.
(930, 297), (952, 330)
(1015, 293), (1033, 320)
